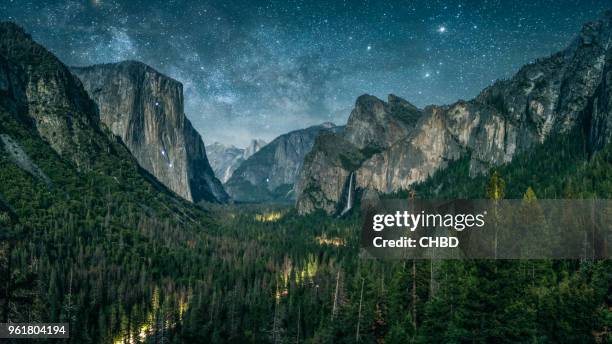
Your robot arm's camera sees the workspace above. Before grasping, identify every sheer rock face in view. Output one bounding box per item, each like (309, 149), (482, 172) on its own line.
(297, 13), (612, 214)
(72, 61), (229, 203)
(225, 123), (341, 203)
(206, 139), (266, 184)
(345, 94), (422, 150)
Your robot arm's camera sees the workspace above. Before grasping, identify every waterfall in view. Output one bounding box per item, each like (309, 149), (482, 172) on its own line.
(340, 171), (355, 216)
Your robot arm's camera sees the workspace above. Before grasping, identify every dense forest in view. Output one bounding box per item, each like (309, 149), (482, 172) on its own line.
(2, 1), (612, 342)
(1, 99), (611, 344)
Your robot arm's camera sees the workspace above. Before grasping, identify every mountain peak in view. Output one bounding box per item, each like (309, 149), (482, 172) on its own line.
(0, 22), (103, 168)
(244, 139), (267, 158)
(73, 60), (183, 88)
(0, 21), (30, 39)
(206, 139), (266, 184)
(72, 61), (228, 203)
(578, 12), (612, 44)
(224, 123), (340, 202)
(297, 14), (612, 214)
(388, 94), (419, 111)
(354, 94), (384, 108)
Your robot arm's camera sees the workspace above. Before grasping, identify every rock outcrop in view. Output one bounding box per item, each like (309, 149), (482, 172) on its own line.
(225, 122), (341, 202)
(1, 134), (52, 186)
(0, 21), (193, 206)
(206, 139), (266, 183)
(297, 12), (612, 214)
(0, 22), (108, 170)
(72, 61), (228, 203)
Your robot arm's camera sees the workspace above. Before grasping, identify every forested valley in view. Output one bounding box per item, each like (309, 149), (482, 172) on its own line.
(0, 13), (611, 344)
(2, 122), (611, 343)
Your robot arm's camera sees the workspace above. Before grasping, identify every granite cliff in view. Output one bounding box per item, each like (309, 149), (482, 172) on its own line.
(72, 61), (228, 203)
(206, 139), (266, 183)
(225, 122), (341, 202)
(0, 22), (207, 212)
(297, 13), (612, 214)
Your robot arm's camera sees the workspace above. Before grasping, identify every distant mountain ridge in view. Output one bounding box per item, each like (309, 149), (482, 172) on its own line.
(206, 139), (266, 184)
(225, 122), (342, 202)
(296, 12), (612, 214)
(72, 61), (228, 203)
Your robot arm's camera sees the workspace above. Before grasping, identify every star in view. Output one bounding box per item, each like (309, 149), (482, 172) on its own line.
(3, 0), (605, 147)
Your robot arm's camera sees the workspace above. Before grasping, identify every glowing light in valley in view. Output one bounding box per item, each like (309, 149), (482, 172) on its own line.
(255, 211), (282, 222)
(112, 288), (190, 344)
(296, 254), (318, 285)
(316, 234), (345, 246)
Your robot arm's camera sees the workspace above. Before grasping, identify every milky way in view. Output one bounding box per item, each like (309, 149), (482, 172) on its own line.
(1, 0), (609, 146)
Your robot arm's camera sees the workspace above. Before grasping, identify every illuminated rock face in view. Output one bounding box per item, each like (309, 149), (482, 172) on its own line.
(72, 61), (228, 203)
(297, 13), (612, 214)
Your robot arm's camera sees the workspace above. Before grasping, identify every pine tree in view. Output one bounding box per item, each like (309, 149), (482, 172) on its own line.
(486, 171), (506, 201)
(486, 171), (506, 258)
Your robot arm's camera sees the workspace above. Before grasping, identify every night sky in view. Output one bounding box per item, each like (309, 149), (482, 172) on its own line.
(1, 0), (610, 146)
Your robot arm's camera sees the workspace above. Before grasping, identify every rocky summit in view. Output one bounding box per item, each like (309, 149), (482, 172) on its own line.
(72, 61), (229, 203)
(0, 22), (108, 170)
(296, 12), (612, 215)
(225, 122), (342, 203)
(206, 139), (266, 184)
